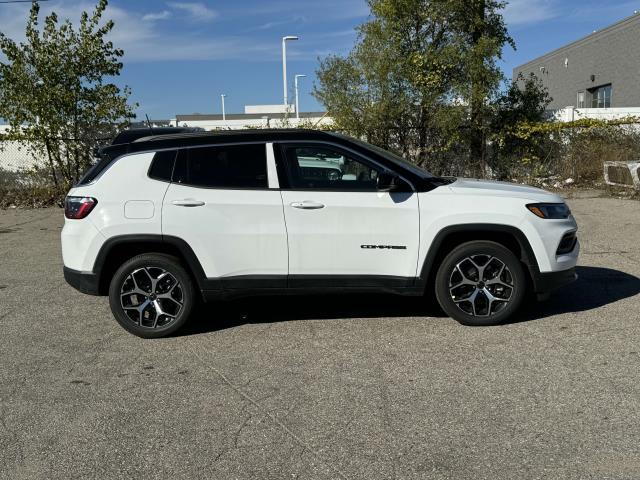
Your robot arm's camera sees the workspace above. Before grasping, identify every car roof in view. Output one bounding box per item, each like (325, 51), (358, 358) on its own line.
(101, 129), (342, 157)
(131, 129), (336, 145)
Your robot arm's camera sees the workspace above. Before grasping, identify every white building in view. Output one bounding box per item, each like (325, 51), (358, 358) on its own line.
(551, 107), (640, 123)
(244, 104), (292, 114)
(172, 111), (332, 130)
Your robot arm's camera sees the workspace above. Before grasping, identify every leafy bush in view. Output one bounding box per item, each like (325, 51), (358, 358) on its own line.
(492, 117), (640, 185)
(0, 167), (20, 189)
(0, 166), (63, 208)
(558, 124), (640, 182)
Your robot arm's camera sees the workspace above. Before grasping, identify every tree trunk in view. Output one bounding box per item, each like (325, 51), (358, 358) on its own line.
(43, 139), (59, 189)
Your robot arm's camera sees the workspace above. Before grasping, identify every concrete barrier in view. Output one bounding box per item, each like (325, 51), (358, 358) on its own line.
(604, 161), (640, 189)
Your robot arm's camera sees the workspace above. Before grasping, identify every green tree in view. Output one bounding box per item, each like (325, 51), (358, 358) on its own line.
(493, 73), (551, 130)
(315, 0), (463, 173)
(451, 0), (513, 175)
(314, 0), (518, 176)
(490, 73), (552, 177)
(0, 0), (136, 192)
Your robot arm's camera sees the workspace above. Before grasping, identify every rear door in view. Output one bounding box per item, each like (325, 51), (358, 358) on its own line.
(277, 142), (420, 288)
(162, 142), (288, 288)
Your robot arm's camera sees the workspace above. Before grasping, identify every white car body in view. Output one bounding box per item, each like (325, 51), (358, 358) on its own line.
(62, 130), (579, 331)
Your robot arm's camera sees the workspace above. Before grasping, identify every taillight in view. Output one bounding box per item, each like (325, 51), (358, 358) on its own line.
(65, 196), (98, 219)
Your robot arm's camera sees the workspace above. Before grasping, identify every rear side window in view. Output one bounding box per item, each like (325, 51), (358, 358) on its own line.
(148, 150), (177, 182)
(173, 144), (268, 188)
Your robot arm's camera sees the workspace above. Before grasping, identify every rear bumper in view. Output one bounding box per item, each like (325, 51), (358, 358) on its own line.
(63, 267), (100, 295)
(531, 267), (577, 294)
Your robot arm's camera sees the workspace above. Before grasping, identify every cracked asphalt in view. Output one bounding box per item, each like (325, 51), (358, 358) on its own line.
(1, 193), (639, 480)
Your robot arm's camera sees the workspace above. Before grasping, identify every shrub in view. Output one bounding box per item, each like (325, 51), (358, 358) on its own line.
(493, 117), (640, 185)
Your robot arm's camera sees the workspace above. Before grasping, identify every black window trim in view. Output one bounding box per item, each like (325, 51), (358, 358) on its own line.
(274, 140), (416, 193)
(89, 141), (274, 189)
(90, 138), (419, 192)
(169, 141), (271, 191)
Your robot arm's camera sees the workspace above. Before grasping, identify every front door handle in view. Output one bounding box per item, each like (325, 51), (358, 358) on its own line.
(290, 201), (325, 210)
(172, 199), (205, 207)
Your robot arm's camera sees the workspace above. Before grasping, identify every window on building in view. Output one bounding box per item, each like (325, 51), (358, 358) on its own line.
(577, 91), (586, 108)
(589, 84), (612, 108)
(173, 144), (268, 188)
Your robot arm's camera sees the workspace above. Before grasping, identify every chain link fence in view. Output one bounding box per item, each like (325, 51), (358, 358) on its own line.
(0, 136), (46, 173)
(0, 134), (68, 207)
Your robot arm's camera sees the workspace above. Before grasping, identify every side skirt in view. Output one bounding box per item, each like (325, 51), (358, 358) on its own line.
(201, 275), (425, 301)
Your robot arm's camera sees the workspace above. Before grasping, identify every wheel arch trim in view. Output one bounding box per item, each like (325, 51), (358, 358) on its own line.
(417, 223), (540, 288)
(92, 234), (213, 293)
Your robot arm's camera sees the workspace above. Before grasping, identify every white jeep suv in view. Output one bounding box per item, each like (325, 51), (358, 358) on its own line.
(62, 130), (579, 338)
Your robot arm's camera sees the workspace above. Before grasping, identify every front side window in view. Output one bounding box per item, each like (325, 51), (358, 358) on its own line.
(589, 84), (612, 108)
(283, 145), (381, 191)
(173, 143), (268, 188)
(329, 133), (434, 179)
(577, 91), (585, 108)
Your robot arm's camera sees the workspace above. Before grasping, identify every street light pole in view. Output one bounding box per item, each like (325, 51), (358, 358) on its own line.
(220, 94), (226, 121)
(294, 74), (306, 120)
(282, 35), (299, 108)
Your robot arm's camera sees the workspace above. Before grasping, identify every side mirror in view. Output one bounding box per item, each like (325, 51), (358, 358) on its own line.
(377, 172), (403, 192)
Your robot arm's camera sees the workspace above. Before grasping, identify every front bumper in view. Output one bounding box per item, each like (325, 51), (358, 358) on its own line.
(519, 214), (579, 272)
(530, 266), (577, 295)
(63, 267), (100, 295)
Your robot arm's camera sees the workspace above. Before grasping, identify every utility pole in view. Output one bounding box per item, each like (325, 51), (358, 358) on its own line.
(282, 36), (299, 107)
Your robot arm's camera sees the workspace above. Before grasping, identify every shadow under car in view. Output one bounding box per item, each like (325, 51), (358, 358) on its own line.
(179, 266), (640, 336)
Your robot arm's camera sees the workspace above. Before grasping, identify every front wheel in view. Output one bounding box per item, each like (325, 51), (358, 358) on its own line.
(435, 241), (526, 326)
(109, 253), (195, 338)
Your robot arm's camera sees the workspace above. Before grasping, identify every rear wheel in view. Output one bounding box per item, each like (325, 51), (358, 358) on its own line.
(435, 241), (526, 326)
(108, 253), (195, 338)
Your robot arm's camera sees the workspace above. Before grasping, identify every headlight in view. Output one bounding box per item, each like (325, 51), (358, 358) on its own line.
(526, 203), (571, 219)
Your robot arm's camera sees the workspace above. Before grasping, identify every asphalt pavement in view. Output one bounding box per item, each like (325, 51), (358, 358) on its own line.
(0, 193), (639, 479)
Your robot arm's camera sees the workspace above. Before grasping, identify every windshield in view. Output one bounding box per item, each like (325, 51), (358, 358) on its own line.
(331, 133), (434, 178)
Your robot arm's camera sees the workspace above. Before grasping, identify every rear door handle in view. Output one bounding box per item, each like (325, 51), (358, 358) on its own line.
(290, 201), (325, 210)
(172, 199), (205, 207)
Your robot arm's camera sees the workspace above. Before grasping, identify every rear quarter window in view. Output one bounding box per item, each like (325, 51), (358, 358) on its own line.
(148, 150), (177, 182)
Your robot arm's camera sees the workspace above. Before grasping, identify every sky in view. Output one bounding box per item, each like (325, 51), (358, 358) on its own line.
(1, 0), (639, 120)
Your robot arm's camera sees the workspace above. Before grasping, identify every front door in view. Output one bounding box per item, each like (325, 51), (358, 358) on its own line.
(277, 143), (420, 288)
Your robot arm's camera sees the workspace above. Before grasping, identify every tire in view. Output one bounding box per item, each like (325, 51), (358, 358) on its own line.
(108, 253), (195, 338)
(435, 241), (526, 326)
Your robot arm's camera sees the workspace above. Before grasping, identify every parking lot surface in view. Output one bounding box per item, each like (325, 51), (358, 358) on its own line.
(1, 194), (639, 480)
